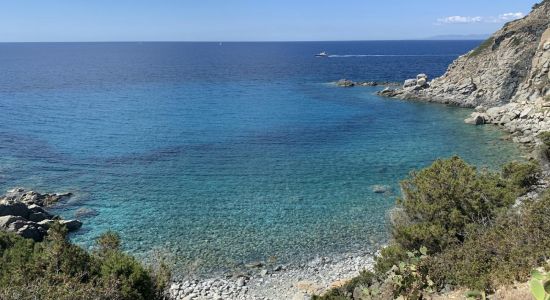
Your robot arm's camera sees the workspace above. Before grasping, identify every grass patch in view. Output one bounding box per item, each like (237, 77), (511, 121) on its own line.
(469, 37), (494, 57)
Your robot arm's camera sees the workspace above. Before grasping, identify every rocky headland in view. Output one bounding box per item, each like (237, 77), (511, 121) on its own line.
(334, 79), (400, 88)
(379, 0), (550, 150)
(0, 188), (82, 241)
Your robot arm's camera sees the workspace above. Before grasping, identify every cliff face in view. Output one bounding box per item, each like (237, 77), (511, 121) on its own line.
(382, 0), (550, 108)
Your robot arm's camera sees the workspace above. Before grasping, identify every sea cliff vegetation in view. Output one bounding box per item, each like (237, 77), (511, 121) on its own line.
(314, 138), (550, 299)
(0, 222), (170, 300)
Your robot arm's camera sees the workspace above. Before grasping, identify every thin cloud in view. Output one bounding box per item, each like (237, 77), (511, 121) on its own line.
(436, 12), (524, 24)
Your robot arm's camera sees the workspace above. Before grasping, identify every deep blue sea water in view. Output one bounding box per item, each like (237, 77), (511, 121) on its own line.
(0, 41), (521, 275)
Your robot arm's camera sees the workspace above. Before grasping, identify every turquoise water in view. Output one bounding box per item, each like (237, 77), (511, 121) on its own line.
(0, 42), (521, 275)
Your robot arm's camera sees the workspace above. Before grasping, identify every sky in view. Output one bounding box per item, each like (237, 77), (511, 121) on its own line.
(0, 0), (539, 42)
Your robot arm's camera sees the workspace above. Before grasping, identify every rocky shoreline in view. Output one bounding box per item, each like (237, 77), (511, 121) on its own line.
(334, 79), (400, 88)
(376, 1), (549, 153)
(0, 188), (82, 241)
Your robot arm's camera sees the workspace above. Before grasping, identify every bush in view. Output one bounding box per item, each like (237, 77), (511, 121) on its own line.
(502, 161), (541, 192)
(393, 156), (518, 254)
(538, 131), (550, 162)
(428, 192), (550, 291)
(317, 156), (545, 299)
(0, 222), (170, 300)
(374, 244), (408, 275)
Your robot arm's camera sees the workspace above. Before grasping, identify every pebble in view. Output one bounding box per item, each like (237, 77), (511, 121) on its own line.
(168, 251), (375, 300)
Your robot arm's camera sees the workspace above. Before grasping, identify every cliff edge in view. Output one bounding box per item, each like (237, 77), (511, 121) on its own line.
(380, 0), (549, 107)
(379, 0), (550, 146)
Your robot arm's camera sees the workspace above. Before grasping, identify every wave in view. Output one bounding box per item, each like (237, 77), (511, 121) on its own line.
(327, 54), (459, 58)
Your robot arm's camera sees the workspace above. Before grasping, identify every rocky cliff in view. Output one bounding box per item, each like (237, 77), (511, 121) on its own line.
(381, 0), (549, 107)
(379, 0), (550, 146)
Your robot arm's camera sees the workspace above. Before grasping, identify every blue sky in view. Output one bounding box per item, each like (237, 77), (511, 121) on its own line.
(0, 0), (538, 42)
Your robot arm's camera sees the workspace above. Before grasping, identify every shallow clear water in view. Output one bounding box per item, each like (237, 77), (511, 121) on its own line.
(0, 41), (521, 274)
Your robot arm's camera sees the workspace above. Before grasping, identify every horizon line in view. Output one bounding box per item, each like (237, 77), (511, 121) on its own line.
(0, 38), (488, 44)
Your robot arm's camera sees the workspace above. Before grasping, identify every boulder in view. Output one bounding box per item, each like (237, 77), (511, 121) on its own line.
(37, 219), (55, 229)
(0, 202), (30, 218)
(475, 105), (487, 113)
(377, 87), (400, 97)
(416, 77), (427, 87)
(74, 207), (98, 218)
(403, 79), (417, 88)
(60, 219), (83, 232)
(336, 79), (355, 87)
(28, 212), (51, 222)
(0, 215), (26, 228)
(416, 73), (428, 81)
(16, 224), (47, 242)
(520, 107), (533, 118)
(464, 114), (486, 125)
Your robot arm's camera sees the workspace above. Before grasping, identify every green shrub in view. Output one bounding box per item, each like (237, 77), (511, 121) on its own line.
(539, 131), (550, 162)
(502, 161), (541, 192)
(374, 244), (408, 275)
(428, 192), (550, 291)
(386, 247), (434, 300)
(0, 222), (170, 300)
(393, 156), (518, 254)
(312, 270), (375, 300)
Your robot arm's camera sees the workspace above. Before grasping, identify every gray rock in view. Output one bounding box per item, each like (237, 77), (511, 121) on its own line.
(336, 79), (355, 87)
(28, 212), (51, 222)
(403, 79), (417, 88)
(0, 202), (30, 218)
(416, 73), (428, 81)
(60, 219), (83, 232)
(371, 185), (392, 194)
(0, 215), (25, 228)
(74, 207), (98, 218)
(464, 114), (485, 125)
(416, 77), (427, 87)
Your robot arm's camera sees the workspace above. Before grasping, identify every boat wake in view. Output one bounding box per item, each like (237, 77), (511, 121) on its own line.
(327, 54), (459, 58)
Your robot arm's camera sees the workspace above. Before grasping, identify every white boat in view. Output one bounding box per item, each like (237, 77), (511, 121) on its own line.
(315, 51), (328, 57)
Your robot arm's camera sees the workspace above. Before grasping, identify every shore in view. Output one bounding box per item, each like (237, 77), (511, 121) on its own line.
(169, 250), (376, 300)
(168, 80), (542, 300)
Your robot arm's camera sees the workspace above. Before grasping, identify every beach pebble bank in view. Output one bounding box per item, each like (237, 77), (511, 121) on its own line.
(169, 251), (375, 300)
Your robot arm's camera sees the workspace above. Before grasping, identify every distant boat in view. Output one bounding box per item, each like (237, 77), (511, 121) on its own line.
(315, 51), (329, 57)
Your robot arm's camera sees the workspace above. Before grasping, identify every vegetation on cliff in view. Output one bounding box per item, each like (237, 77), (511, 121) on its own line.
(315, 156), (548, 299)
(0, 222), (170, 300)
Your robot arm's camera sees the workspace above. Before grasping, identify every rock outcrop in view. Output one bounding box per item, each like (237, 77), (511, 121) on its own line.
(379, 1), (549, 107)
(335, 79), (399, 88)
(0, 188), (82, 241)
(378, 0), (550, 146)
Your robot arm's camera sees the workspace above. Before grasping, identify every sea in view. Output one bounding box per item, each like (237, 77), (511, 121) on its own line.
(0, 41), (522, 275)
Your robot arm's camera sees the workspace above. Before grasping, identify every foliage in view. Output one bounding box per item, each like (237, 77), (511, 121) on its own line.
(530, 269), (550, 300)
(374, 244), (407, 275)
(317, 156), (546, 299)
(386, 247), (434, 300)
(393, 156), (518, 254)
(0, 222), (170, 300)
(502, 160), (541, 192)
(427, 192), (550, 291)
(312, 270), (376, 300)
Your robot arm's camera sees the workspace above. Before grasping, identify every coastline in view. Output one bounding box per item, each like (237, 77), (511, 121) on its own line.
(167, 86), (537, 300)
(169, 249), (377, 300)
